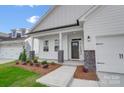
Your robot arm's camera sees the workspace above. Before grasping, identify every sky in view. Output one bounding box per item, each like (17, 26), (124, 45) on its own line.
(0, 5), (51, 33)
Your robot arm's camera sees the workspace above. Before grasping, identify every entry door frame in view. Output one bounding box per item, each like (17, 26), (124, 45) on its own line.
(71, 40), (80, 60)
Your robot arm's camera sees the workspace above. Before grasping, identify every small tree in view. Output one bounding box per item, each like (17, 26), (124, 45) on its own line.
(21, 46), (27, 62)
(19, 53), (22, 60)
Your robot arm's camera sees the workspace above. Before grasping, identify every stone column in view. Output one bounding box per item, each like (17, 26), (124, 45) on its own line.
(84, 50), (96, 71)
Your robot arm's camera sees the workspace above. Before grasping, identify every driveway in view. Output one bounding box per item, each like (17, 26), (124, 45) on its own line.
(0, 59), (15, 64)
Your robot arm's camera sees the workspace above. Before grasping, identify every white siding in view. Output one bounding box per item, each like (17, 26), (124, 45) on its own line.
(39, 34), (59, 60)
(84, 6), (124, 50)
(34, 5), (91, 31)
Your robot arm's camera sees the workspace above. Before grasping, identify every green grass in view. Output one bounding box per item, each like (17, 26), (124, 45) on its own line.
(0, 62), (47, 87)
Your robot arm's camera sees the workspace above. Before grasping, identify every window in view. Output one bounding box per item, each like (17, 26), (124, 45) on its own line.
(54, 39), (59, 51)
(43, 40), (49, 52)
(12, 31), (16, 37)
(17, 33), (21, 38)
(22, 30), (26, 36)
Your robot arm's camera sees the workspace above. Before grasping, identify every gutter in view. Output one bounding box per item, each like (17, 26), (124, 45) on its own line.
(27, 20), (80, 35)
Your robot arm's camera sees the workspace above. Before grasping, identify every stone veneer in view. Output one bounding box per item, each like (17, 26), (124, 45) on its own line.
(29, 51), (35, 60)
(84, 50), (96, 71)
(58, 50), (64, 63)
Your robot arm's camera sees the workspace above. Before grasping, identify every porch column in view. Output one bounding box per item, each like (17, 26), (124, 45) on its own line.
(59, 32), (62, 50)
(30, 37), (35, 60)
(31, 37), (34, 51)
(58, 32), (64, 63)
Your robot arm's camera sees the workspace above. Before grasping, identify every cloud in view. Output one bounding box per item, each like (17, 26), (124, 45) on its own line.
(26, 16), (40, 24)
(29, 5), (34, 8)
(16, 5), (39, 8)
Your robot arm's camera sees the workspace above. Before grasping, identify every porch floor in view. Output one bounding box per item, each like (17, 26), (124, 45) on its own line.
(38, 59), (83, 66)
(61, 60), (83, 66)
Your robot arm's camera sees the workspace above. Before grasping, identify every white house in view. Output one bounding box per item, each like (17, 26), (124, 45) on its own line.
(0, 5), (124, 75)
(0, 28), (30, 59)
(28, 5), (124, 74)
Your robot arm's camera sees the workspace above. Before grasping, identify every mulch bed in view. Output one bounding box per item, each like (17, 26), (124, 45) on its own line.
(14, 63), (62, 76)
(74, 65), (99, 81)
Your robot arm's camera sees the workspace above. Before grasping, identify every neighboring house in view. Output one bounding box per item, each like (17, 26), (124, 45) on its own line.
(0, 32), (9, 41)
(28, 5), (124, 74)
(0, 28), (30, 59)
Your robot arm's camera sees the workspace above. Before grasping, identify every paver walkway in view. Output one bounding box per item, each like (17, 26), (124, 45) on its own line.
(36, 66), (76, 87)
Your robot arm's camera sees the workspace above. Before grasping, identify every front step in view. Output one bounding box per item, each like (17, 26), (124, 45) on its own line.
(36, 66), (76, 87)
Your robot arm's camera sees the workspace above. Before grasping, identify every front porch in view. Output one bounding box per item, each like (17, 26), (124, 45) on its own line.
(38, 59), (84, 66)
(30, 26), (84, 65)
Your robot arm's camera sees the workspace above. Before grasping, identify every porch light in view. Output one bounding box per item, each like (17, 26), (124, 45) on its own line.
(87, 36), (91, 42)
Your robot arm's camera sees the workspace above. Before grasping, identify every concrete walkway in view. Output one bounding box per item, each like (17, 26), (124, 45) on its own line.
(0, 59), (14, 64)
(70, 79), (99, 87)
(36, 66), (76, 87)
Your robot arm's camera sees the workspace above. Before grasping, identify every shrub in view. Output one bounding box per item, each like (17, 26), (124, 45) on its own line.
(26, 58), (30, 63)
(33, 57), (39, 63)
(51, 62), (55, 65)
(30, 61), (34, 66)
(41, 61), (48, 65)
(16, 60), (19, 65)
(19, 53), (22, 60)
(33, 59), (38, 63)
(20, 46), (27, 62)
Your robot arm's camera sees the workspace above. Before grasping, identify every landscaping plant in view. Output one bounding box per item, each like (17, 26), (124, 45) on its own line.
(26, 58), (31, 63)
(41, 61), (48, 65)
(41, 61), (49, 68)
(51, 62), (55, 65)
(16, 60), (19, 65)
(33, 57), (40, 67)
(21, 46), (27, 65)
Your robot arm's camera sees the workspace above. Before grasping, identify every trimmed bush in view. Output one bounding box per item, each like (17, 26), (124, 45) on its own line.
(22, 47), (27, 62)
(33, 57), (39, 63)
(41, 61), (48, 65)
(26, 58), (31, 63)
(30, 61), (34, 66)
(19, 53), (22, 60)
(51, 62), (55, 65)
(19, 46), (27, 62)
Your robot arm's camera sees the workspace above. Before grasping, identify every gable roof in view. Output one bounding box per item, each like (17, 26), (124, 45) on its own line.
(31, 5), (56, 32)
(31, 5), (93, 33)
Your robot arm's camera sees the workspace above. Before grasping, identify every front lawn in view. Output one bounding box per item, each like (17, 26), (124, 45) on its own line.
(0, 62), (47, 87)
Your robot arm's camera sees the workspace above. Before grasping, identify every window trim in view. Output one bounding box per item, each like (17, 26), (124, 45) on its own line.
(43, 40), (49, 52)
(54, 39), (59, 52)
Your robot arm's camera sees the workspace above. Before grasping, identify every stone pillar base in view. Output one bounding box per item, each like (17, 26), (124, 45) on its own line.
(29, 51), (35, 60)
(58, 50), (64, 63)
(84, 50), (96, 71)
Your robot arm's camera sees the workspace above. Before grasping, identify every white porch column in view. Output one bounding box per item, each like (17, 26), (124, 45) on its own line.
(59, 32), (62, 50)
(31, 37), (34, 51)
(58, 32), (64, 62)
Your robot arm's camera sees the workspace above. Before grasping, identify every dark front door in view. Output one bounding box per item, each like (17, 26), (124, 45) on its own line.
(71, 41), (79, 59)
